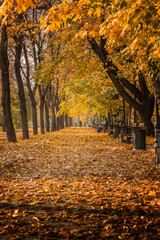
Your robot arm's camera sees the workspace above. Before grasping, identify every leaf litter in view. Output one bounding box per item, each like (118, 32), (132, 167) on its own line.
(0, 127), (160, 239)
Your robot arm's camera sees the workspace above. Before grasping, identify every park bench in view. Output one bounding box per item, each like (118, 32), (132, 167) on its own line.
(121, 125), (129, 143)
(122, 133), (133, 144)
(138, 123), (145, 128)
(125, 123), (138, 143)
(121, 133), (132, 143)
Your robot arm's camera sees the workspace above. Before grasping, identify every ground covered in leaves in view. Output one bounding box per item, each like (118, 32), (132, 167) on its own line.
(0, 127), (160, 239)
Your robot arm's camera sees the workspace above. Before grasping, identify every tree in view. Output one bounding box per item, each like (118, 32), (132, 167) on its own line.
(0, 0), (38, 141)
(13, 15), (29, 139)
(0, 25), (17, 142)
(23, 41), (38, 135)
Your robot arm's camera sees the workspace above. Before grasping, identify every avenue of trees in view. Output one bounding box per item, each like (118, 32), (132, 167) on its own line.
(0, 0), (160, 141)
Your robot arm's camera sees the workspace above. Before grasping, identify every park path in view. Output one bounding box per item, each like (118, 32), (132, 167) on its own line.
(0, 127), (160, 239)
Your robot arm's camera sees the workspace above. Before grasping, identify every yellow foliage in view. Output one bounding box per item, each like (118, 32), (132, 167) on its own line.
(87, 8), (93, 17)
(0, 0), (37, 20)
(94, 7), (101, 18)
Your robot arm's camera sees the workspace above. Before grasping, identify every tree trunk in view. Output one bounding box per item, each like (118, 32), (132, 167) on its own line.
(139, 94), (154, 136)
(122, 98), (126, 125)
(45, 100), (50, 132)
(60, 115), (64, 129)
(50, 86), (56, 131)
(51, 106), (57, 131)
(0, 25), (17, 142)
(39, 94), (45, 134)
(56, 116), (60, 131)
(55, 101), (60, 131)
(65, 114), (69, 127)
(108, 112), (111, 125)
(45, 83), (52, 132)
(128, 105), (132, 126)
(38, 84), (49, 134)
(69, 117), (72, 127)
(31, 102), (38, 135)
(14, 36), (29, 139)
(23, 43), (38, 135)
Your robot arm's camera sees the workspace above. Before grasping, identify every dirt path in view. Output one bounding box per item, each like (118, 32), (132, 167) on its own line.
(0, 127), (159, 239)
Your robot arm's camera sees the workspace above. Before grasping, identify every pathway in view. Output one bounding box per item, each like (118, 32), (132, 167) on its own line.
(0, 127), (159, 239)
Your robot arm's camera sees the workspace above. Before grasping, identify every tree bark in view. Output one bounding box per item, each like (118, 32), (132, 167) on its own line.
(38, 83), (50, 134)
(51, 86), (57, 131)
(69, 117), (72, 127)
(45, 83), (52, 132)
(45, 100), (50, 132)
(65, 114), (69, 127)
(56, 116), (60, 131)
(51, 106), (57, 131)
(60, 115), (64, 129)
(0, 25), (17, 142)
(14, 34), (29, 139)
(23, 43), (38, 135)
(39, 89), (45, 134)
(55, 78), (60, 130)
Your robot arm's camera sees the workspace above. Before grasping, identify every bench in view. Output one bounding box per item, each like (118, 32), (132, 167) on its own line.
(132, 123), (145, 128)
(121, 133), (132, 144)
(139, 123), (145, 128)
(132, 123), (138, 128)
(121, 125), (131, 143)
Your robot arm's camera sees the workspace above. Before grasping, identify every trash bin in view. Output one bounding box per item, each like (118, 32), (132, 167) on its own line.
(133, 126), (146, 150)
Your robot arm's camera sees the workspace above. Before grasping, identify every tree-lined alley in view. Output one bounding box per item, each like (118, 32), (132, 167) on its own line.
(0, 1), (160, 239)
(0, 127), (160, 239)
